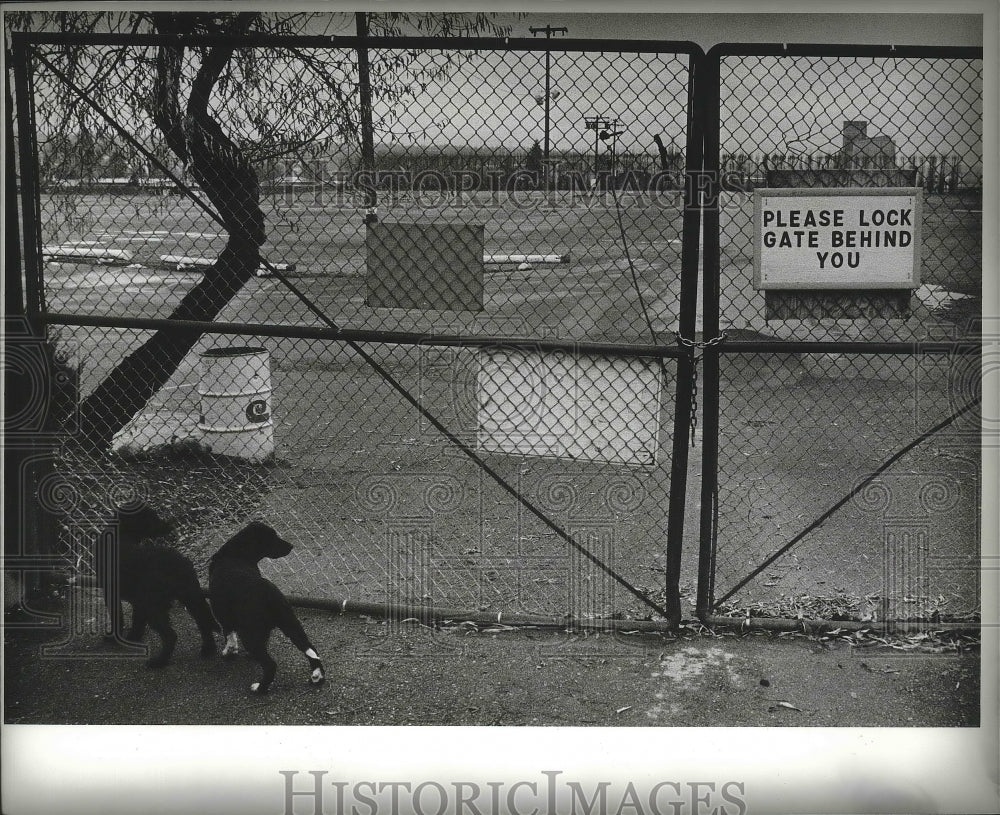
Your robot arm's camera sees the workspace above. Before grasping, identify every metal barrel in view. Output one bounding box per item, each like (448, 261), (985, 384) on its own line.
(197, 346), (274, 462)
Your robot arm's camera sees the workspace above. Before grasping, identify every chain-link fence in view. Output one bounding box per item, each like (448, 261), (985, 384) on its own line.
(699, 45), (983, 627)
(11, 31), (984, 634)
(12, 30), (702, 629)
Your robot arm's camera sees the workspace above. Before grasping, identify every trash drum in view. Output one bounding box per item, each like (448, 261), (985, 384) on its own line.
(198, 346), (273, 462)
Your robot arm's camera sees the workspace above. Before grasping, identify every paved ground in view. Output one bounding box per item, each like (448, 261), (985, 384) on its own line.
(5, 597), (993, 815)
(4, 599), (979, 727)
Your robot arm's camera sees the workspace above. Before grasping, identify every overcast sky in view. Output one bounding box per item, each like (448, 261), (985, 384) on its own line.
(352, 8), (985, 160)
(13, 4), (987, 168)
(310, 5), (984, 47)
(264, 5), (988, 157)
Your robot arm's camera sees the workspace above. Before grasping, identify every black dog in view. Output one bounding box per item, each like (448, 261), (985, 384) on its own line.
(208, 522), (325, 694)
(95, 501), (219, 667)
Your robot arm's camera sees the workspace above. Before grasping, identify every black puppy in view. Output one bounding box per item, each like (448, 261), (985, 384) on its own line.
(208, 522), (325, 694)
(95, 501), (218, 667)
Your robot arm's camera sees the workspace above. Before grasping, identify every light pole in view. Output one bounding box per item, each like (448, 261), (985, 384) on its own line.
(600, 120), (625, 183)
(584, 116), (618, 188)
(530, 25), (567, 191)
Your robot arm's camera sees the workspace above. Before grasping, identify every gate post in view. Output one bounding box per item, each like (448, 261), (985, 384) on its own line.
(6, 39), (63, 613)
(664, 50), (708, 627)
(695, 48), (723, 622)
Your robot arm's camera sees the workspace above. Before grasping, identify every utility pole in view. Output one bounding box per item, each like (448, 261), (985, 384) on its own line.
(530, 25), (567, 192)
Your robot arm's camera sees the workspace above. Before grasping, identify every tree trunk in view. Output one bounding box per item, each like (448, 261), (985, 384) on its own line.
(653, 134), (671, 173)
(76, 16), (265, 450)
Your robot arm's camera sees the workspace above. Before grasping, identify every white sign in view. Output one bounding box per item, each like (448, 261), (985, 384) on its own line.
(754, 188), (922, 289)
(477, 350), (663, 467)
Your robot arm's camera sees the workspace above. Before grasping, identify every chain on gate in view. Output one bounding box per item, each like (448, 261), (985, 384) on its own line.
(675, 331), (727, 447)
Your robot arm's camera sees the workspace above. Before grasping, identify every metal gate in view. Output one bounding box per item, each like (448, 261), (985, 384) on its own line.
(10, 27), (704, 630)
(697, 43), (983, 629)
(11, 28), (983, 634)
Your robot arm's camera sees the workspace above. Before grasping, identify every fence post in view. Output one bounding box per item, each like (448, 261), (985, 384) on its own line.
(12, 38), (44, 319)
(662, 49), (707, 628)
(355, 13), (377, 224)
(7, 40), (61, 609)
(695, 48), (723, 623)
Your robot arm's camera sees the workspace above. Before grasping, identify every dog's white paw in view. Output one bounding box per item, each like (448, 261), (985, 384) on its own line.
(250, 682), (262, 693)
(222, 632), (240, 657)
(310, 667), (325, 684)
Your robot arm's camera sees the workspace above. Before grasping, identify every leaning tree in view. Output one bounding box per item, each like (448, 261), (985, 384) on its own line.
(7, 10), (514, 448)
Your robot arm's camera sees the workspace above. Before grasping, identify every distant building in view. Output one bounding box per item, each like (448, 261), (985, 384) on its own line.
(840, 120), (897, 169)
